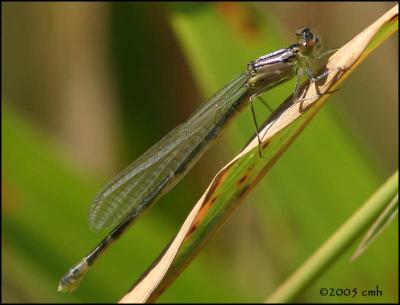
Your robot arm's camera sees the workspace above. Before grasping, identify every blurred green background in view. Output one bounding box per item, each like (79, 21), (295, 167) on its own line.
(2, 2), (398, 303)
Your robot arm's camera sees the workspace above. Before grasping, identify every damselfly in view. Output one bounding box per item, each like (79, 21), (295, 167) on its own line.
(58, 27), (337, 292)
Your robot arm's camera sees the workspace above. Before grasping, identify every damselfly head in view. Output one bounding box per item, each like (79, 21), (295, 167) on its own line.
(295, 27), (322, 56)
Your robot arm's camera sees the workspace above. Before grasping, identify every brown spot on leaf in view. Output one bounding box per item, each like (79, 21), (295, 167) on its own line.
(389, 13), (398, 22)
(236, 163), (255, 187)
(186, 224), (197, 238)
(262, 140), (270, 150)
(238, 185), (249, 199)
(237, 174), (248, 186)
(190, 197), (215, 233)
(203, 162), (233, 203)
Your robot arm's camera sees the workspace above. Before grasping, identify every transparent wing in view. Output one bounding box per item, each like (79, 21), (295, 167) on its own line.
(88, 72), (249, 231)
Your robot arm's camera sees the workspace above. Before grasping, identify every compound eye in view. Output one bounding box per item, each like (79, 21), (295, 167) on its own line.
(295, 26), (307, 37)
(303, 30), (313, 40)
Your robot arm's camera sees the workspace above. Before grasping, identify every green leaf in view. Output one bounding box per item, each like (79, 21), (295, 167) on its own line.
(351, 192), (398, 261)
(266, 171), (398, 303)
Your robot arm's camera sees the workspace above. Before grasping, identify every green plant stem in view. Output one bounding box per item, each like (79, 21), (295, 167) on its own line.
(265, 170), (398, 303)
